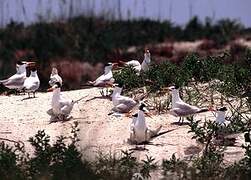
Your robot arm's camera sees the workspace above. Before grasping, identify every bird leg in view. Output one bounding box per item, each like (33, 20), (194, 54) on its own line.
(178, 117), (184, 125)
(100, 88), (105, 97)
(144, 129), (148, 149)
(33, 92), (36, 98)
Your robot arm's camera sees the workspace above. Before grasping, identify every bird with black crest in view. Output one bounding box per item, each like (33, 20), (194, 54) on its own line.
(0, 60), (36, 93)
(88, 62), (118, 96)
(111, 82), (137, 113)
(168, 85), (213, 124)
(129, 102), (162, 147)
(23, 67), (40, 98)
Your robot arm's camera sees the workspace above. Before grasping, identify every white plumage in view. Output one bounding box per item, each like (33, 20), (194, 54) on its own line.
(130, 110), (148, 144)
(169, 86), (209, 123)
(111, 85), (137, 113)
(0, 61), (29, 90)
(50, 82), (75, 120)
(121, 49), (151, 74)
(129, 103), (162, 144)
(89, 63), (114, 86)
(23, 69), (40, 98)
(215, 107), (227, 124)
(49, 82), (87, 120)
(49, 67), (63, 87)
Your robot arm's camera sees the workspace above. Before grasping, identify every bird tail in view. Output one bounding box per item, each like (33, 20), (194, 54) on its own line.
(196, 108), (209, 114)
(73, 94), (89, 104)
(0, 79), (7, 84)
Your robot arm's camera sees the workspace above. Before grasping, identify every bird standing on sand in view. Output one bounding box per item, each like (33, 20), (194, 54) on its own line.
(119, 49), (151, 74)
(49, 67), (63, 87)
(168, 86), (211, 124)
(23, 67), (40, 98)
(0, 61), (35, 92)
(48, 82), (88, 121)
(111, 83), (137, 113)
(129, 103), (162, 144)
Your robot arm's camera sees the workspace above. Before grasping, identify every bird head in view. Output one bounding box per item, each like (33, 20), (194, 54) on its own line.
(139, 102), (152, 118)
(168, 85), (179, 91)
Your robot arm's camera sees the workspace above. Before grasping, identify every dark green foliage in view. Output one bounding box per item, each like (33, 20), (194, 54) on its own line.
(93, 151), (157, 179)
(140, 155), (158, 178)
(0, 142), (26, 180)
(0, 127), (97, 180)
(145, 61), (189, 90)
(27, 126), (96, 180)
(182, 53), (224, 82)
(113, 66), (143, 90)
(192, 149), (224, 178)
(162, 154), (187, 177)
(216, 64), (251, 97)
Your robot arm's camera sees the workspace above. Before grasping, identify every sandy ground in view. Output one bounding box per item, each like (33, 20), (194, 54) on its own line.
(0, 87), (246, 166)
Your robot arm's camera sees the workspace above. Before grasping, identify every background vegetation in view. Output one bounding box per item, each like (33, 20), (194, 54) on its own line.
(0, 16), (250, 89)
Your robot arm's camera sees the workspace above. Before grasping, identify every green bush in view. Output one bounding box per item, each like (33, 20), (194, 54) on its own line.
(113, 66), (144, 90)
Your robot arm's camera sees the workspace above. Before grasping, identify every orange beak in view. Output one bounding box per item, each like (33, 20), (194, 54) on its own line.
(208, 106), (216, 111)
(112, 62), (119, 69)
(25, 61), (36, 67)
(47, 87), (54, 92)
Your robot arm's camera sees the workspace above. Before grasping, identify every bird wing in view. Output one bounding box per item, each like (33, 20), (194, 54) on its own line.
(61, 103), (74, 115)
(2, 74), (25, 86)
(175, 101), (200, 112)
(94, 73), (113, 86)
(58, 97), (74, 115)
(113, 103), (133, 113)
(116, 95), (137, 107)
(126, 60), (141, 67)
(170, 108), (191, 117)
(130, 118), (137, 131)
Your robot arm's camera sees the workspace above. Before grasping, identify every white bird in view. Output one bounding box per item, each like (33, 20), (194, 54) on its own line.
(111, 84), (137, 113)
(119, 49), (151, 74)
(0, 61), (35, 91)
(169, 86), (211, 124)
(48, 82), (87, 121)
(141, 49), (151, 72)
(49, 67), (63, 87)
(129, 103), (162, 144)
(23, 68), (40, 98)
(130, 103), (148, 144)
(88, 62), (117, 96)
(214, 107), (227, 124)
(88, 62), (117, 87)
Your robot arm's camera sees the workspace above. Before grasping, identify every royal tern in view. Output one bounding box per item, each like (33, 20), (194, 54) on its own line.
(119, 49), (151, 74)
(88, 62), (117, 86)
(214, 107), (227, 124)
(111, 83), (137, 113)
(0, 61), (35, 91)
(129, 103), (162, 144)
(23, 67), (40, 98)
(169, 86), (210, 124)
(88, 62), (117, 96)
(49, 67), (63, 87)
(141, 49), (151, 72)
(48, 82), (87, 121)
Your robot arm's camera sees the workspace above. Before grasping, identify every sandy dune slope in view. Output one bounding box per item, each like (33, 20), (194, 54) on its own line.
(0, 87), (245, 164)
